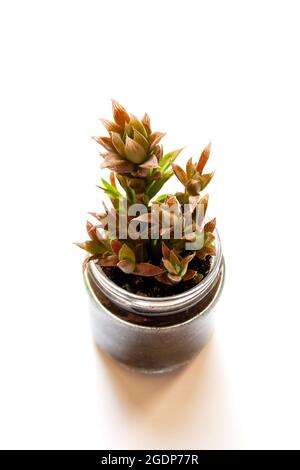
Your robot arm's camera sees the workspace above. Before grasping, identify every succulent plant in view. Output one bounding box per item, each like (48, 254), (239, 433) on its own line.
(76, 101), (217, 291)
(172, 143), (214, 203)
(92, 100), (182, 202)
(154, 243), (198, 285)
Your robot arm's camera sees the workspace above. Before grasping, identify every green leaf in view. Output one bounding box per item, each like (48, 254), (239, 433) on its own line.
(74, 240), (108, 255)
(118, 244), (136, 263)
(147, 170), (173, 200)
(159, 148), (184, 173)
(154, 194), (171, 203)
(99, 178), (123, 200)
(199, 172), (215, 190)
(117, 175), (136, 203)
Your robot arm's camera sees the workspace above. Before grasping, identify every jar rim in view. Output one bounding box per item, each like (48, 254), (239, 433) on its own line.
(87, 228), (223, 316)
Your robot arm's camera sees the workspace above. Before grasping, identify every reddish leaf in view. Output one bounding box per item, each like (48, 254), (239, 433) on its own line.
(133, 263), (164, 277)
(92, 136), (115, 152)
(131, 167), (148, 178)
(98, 255), (118, 267)
(150, 132), (166, 149)
(117, 259), (135, 274)
(182, 253), (195, 264)
(186, 157), (196, 178)
(182, 269), (197, 281)
(197, 142), (211, 174)
(162, 242), (171, 259)
(109, 172), (117, 188)
(101, 157), (135, 174)
(111, 239), (122, 255)
(154, 273), (174, 285)
(167, 273), (182, 284)
(86, 221), (98, 241)
(172, 163), (187, 185)
(100, 118), (123, 134)
(148, 171), (162, 180)
(204, 218), (216, 233)
(111, 99), (130, 127)
(186, 179), (201, 195)
(141, 113), (151, 134)
(139, 155), (159, 169)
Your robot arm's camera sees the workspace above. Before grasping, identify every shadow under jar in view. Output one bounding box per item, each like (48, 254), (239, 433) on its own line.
(84, 229), (225, 374)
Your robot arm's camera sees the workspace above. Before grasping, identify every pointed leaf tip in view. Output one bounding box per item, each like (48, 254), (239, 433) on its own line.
(111, 99), (130, 127)
(197, 142), (212, 174)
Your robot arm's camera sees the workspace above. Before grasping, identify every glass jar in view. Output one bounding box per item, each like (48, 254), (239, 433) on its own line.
(83, 229), (225, 374)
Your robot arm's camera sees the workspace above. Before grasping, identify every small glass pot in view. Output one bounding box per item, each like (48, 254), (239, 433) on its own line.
(83, 229), (225, 374)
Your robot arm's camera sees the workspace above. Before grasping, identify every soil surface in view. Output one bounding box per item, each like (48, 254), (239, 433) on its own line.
(102, 256), (212, 297)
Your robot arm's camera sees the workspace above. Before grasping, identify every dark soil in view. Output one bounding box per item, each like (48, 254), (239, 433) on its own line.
(102, 256), (212, 297)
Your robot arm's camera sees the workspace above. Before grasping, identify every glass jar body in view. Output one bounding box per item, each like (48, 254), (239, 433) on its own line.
(83, 232), (225, 373)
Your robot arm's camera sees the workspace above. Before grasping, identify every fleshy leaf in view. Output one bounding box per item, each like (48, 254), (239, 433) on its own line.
(199, 172), (215, 190)
(154, 273), (174, 285)
(133, 263), (164, 277)
(92, 136), (115, 151)
(100, 119), (123, 134)
(159, 148), (184, 172)
(133, 128), (149, 152)
(74, 240), (107, 255)
(109, 172), (117, 188)
(111, 132), (126, 157)
(187, 179), (201, 195)
(197, 244), (216, 259)
(101, 157), (135, 173)
(150, 132), (166, 149)
(162, 242), (171, 259)
(182, 269), (197, 281)
(197, 142), (211, 174)
(198, 194), (209, 217)
(162, 258), (178, 275)
(111, 239), (122, 255)
(118, 244), (136, 263)
(111, 100), (130, 127)
(186, 158), (195, 178)
(141, 113), (151, 134)
(117, 259), (135, 274)
(125, 136), (146, 164)
(167, 273), (182, 283)
(204, 218), (216, 233)
(139, 155), (159, 169)
(146, 170), (173, 200)
(129, 114), (148, 138)
(172, 164), (187, 185)
(98, 255), (119, 267)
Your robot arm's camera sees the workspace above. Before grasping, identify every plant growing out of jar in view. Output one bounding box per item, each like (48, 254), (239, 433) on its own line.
(76, 101), (225, 373)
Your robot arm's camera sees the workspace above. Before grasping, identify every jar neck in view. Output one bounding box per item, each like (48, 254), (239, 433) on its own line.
(87, 229), (223, 317)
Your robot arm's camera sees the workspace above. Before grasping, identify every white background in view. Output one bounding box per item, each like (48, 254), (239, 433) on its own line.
(0, 0), (300, 450)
